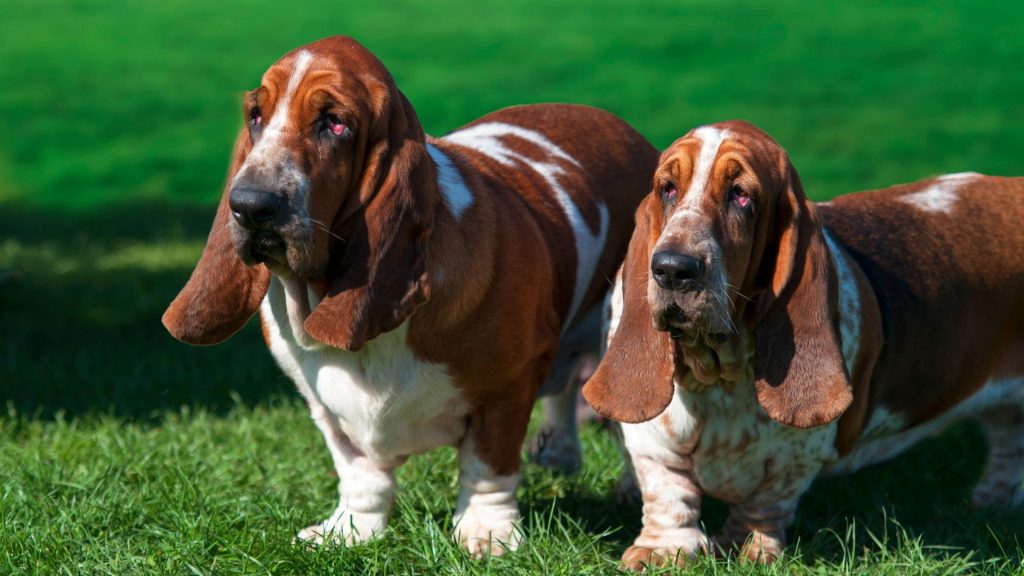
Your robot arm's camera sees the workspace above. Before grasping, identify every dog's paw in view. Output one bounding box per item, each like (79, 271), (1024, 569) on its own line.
(623, 528), (710, 570)
(712, 530), (785, 564)
(295, 511), (387, 546)
(453, 511), (523, 558)
(528, 425), (582, 475)
(621, 545), (692, 570)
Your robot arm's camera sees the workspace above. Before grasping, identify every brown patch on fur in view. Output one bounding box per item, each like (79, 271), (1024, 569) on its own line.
(167, 35), (662, 489)
(820, 176), (1024, 430)
(409, 104), (660, 473)
(752, 154), (852, 428)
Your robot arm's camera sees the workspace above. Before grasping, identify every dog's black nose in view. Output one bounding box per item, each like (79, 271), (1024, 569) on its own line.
(651, 251), (705, 291)
(229, 188), (283, 228)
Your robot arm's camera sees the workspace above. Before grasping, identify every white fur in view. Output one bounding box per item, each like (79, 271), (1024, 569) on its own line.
(261, 276), (471, 543)
(662, 127), (728, 231)
(603, 268), (625, 353)
(898, 172), (980, 214)
(453, 437), (523, 557)
(444, 122), (580, 167)
(858, 406), (906, 440)
(608, 262), (834, 556)
(443, 122), (608, 326)
(619, 377), (837, 558)
(262, 277), (469, 465)
(681, 127), (727, 210)
(827, 377), (1024, 475)
(426, 143), (474, 219)
(823, 228), (861, 375)
(234, 50), (313, 183)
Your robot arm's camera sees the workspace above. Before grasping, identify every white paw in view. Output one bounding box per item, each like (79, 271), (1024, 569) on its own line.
(624, 527), (711, 568)
(295, 510), (387, 546)
(453, 509), (523, 558)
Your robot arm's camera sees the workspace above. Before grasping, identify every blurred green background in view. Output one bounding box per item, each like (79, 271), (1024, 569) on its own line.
(1, 0), (1022, 573)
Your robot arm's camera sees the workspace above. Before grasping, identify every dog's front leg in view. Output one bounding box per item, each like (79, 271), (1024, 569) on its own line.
(716, 495), (799, 562)
(452, 395), (534, 558)
(621, 452), (709, 570)
(296, 402), (397, 546)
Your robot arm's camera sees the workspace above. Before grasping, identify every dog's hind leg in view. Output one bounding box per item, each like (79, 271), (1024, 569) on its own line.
(972, 401), (1024, 508)
(528, 305), (602, 474)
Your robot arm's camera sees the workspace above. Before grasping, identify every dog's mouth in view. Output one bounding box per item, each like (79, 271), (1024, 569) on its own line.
(654, 303), (748, 385)
(251, 230), (286, 260)
(655, 304), (729, 346)
(237, 229), (287, 266)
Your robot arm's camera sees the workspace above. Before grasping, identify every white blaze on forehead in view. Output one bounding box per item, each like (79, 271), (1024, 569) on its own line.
(426, 143), (474, 219)
(443, 122), (608, 327)
(234, 50), (314, 182)
(897, 172), (980, 215)
(679, 127), (728, 210)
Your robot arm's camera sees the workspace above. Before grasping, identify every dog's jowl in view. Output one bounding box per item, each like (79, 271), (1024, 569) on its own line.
(163, 36), (658, 556)
(584, 120), (1024, 568)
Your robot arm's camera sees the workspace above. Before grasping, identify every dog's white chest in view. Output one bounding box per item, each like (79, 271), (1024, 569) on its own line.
(692, 384), (837, 502)
(624, 381), (838, 503)
(261, 279), (469, 464)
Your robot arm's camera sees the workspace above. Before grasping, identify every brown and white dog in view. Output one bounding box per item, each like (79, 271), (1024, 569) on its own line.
(162, 36), (658, 556)
(583, 120), (1024, 567)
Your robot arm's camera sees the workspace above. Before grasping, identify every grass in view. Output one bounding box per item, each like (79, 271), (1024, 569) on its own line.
(1, 0), (1023, 573)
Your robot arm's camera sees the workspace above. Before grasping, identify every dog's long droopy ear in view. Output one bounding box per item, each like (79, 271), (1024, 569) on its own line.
(304, 90), (435, 352)
(163, 130), (271, 345)
(754, 161), (852, 428)
(583, 198), (676, 423)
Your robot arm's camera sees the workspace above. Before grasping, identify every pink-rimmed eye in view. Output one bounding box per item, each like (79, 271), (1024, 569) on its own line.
(730, 184), (751, 208)
(249, 107), (262, 128)
(662, 183), (677, 202)
(325, 114), (346, 136)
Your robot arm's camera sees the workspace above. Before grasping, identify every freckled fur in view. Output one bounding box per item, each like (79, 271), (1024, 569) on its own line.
(589, 120), (1024, 567)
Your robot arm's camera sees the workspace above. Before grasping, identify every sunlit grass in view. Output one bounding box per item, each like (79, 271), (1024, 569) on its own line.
(2, 0), (1023, 573)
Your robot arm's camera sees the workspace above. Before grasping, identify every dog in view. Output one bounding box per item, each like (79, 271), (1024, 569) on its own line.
(162, 36), (658, 556)
(583, 120), (1024, 567)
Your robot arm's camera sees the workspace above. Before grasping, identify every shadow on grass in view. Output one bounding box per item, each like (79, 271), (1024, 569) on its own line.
(0, 200), (291, 420)
(3, 200), (1022, 567)
(517, 421), (1022, 567)
(790, 422), (1022, 566)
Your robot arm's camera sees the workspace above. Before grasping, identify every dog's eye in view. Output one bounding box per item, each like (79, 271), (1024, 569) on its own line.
(730, 184), (751, 209)
(323, 114), (348, 137)
(249, 107), (263, 130)
(662, 183), (678, 203)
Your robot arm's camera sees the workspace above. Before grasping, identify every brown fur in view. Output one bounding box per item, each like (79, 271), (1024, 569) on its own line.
(163, 36), (659, 479)
(586, 120), (1024, 567)
(585, 121), (852, 428)
(820, 175), (1024, 437)
(162, 131), (270, 344)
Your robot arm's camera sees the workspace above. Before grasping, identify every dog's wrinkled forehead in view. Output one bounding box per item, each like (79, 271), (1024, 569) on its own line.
(661, 121), (786, 191)
(260, 38), (391, 114)
(234, 37), (395, 184)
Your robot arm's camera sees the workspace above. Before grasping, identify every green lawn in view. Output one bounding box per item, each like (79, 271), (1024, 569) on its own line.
(1, 0), (1023, 573)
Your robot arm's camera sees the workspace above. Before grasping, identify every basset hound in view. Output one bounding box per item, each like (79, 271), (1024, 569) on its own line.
(583, 120), (1024, 567)
(162, 36), (658, 556)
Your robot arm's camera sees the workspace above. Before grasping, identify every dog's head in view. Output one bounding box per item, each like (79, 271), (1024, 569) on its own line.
(163, 36), (437, 351)
(584, 121), (851, 427)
